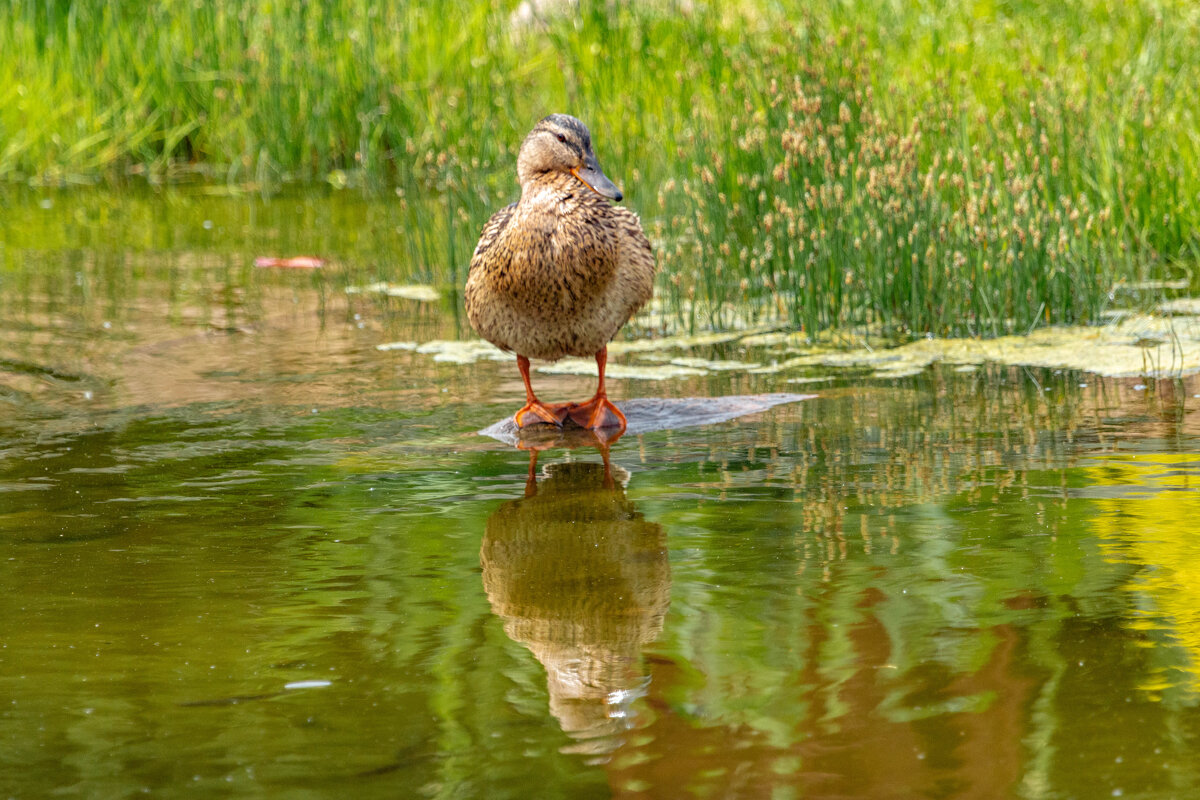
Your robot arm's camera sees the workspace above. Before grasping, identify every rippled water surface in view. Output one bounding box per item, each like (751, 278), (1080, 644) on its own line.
(3, 190), (1200, 799)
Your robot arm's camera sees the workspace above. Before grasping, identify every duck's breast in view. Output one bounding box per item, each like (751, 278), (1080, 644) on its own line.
(466, 195), (654, 361)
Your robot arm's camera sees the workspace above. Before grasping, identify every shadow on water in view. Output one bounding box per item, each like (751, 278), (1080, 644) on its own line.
(482, 444), (670, 760)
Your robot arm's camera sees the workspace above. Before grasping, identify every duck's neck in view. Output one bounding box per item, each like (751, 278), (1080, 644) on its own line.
(519, 172), (602, 208)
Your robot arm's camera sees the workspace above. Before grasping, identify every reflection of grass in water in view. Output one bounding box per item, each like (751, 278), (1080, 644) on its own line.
(4, 2), (1196, 336)
(1088, 454), (1200, 699)
(628, 365), (1122, 763)
(4, 337), (1195, 793)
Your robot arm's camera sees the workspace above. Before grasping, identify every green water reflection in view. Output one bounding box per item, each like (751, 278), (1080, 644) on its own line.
(3, 189), (1200, 799)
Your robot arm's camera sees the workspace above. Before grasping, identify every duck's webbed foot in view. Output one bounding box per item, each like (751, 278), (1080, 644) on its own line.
(566, 394), (627, 431)
(514, 400), (571, 428)
(563, 346), (627, 431)
(513, 353), (569, 428)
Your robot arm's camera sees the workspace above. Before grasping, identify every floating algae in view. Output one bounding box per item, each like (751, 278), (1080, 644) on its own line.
(818, 351), (910, 368)
(871, 364), (932, 379)
(756, 312), (1200, 379)
(377, 303), (1200, 379)
(1160, 298), (1200, 316)
(374, 338), (506, 362)
(876, 314), (1200, 378)
(737, 330), (811, 348)
(669, 357), (763, 371)
(414, 340), (509, 364)
(346, 282), (442, 302)
(605, 325), (780, 355)
(630, 352), (675, 364)
(748, 354), (830, 375)
(537, 359), (707, 380)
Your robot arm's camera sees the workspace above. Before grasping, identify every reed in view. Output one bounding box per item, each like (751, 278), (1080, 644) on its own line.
(3, 0), (1195, 336)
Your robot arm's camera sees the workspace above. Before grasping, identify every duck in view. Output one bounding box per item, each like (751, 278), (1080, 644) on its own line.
(465, 114), (655, 432)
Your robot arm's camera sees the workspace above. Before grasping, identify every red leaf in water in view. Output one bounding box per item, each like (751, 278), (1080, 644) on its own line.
(253, 256), (325, 269)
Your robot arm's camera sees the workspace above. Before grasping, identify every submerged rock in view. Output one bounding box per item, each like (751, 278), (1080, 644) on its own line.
(478, 393), (815, 446)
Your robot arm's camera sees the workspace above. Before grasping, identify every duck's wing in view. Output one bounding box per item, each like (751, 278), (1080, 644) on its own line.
(469, 202), (518, 273)
(611, 207), (653, 260)
(610, 206), (656, 309)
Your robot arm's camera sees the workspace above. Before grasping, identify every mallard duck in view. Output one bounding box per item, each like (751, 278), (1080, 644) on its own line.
(465, 114), (655, 431)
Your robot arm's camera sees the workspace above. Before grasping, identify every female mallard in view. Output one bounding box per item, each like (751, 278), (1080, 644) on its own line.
(465, 114), (655, 431)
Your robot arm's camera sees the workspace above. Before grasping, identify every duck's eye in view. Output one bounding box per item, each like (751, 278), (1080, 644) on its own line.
(555, 133), (567, 144)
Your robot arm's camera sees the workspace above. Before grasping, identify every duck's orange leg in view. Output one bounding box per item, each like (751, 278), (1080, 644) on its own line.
(514, 355), (569, 428)
(567, 346), (627, 431)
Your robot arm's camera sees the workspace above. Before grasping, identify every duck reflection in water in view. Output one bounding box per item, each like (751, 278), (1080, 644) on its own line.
(481, 428), (670, 758)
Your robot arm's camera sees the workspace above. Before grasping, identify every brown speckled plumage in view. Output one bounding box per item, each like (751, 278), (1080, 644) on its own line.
(465, 114), (655, 363)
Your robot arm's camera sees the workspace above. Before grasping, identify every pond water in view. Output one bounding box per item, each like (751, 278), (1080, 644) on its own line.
(3, 189), (1200, 799)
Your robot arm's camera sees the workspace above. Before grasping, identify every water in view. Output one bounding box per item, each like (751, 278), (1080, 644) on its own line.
(3, 189), (1200, 799)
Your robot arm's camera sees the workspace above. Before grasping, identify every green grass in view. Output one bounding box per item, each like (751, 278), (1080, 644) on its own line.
(3, 0), (1198, 337)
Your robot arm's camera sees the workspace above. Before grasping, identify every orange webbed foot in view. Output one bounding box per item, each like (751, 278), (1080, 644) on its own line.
(514, 400), (571, 429)
(566, 395), (627, 431)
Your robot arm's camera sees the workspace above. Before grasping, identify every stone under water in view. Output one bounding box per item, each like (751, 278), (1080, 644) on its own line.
(478, 393), (816, 446)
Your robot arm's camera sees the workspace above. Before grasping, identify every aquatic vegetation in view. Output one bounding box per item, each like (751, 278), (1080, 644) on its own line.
(6, 220), (1200, 796)
(413, 339), (509, 364)
(379, 304), (1200, 379)
(537, 358), (707, 380)
(1162, 298), (1200, 315)
(346, 282), (441, 302)
(838, 313), (1200, 378)
(3, 1), (1197, 338)
(668, 356), (763, 371)
(607, 327), (778, 354)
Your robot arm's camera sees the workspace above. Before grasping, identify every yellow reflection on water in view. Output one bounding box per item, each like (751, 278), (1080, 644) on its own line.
(1089, 453), (1200, 696)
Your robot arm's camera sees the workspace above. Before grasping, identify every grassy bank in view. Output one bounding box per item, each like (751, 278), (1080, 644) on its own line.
(3, 1), (1197, 336)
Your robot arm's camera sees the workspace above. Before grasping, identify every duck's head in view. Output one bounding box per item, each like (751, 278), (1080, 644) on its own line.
(516, 114), (623, 201)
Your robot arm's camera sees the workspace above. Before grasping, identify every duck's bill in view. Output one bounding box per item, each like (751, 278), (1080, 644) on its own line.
(572, 163), (623, 201)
